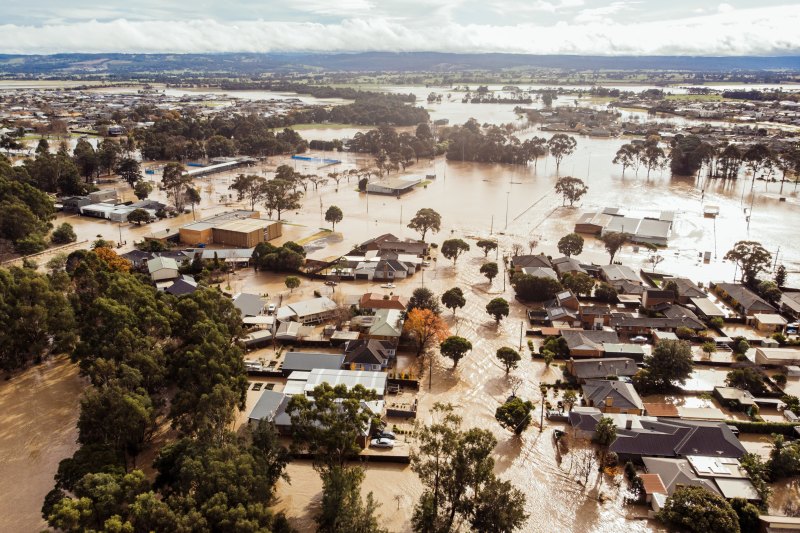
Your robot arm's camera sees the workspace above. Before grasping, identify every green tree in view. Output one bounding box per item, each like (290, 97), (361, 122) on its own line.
(408, 287), (442, 315)
(555, 176), (588, 207)
(601, 231), (627, 263)
(593, 416), (617, 446)
(263, 178), (302, 220)
(730, 498), (760, 533)
(325, 205), (344, 230)
(411, 403), (527, 533)
(757, 280), (782, 305)
(115, 157), (141, 187)
(441, 287), (466, 315)
(440, 336), (473, 368)
(724, 241), (772, 286)
(495, 397), (534, 434)
(701, 341), (717, 359)
(318, 465), (388, 533)
(51, 222), (77, 245)
(161, 162), (190, 210)
(634, 339), (694, 393)
(563, 389), (578, 412)
(613, 143), (641, 176)
(97, 140), (121, 176)
(480, 261), (499, 283)
(726, 367), (767, 395)
(441, 238), (470, 266)
(768, 434), (800, 480)
(486, 297), (510, 324)
(557, 232), (584, 257)
(547, 134), (577, 173)
(496, 347), (521, 374)
(657, 486), (740, 533)
(511, 273), (563, 301)
(73, 138), (98, 181)
(407, 208), (441, 241)
(230, 174), (268, 210)
(739, 453), (771, 509)
(126, 208), (152, 225)
(184, 186), (201, 220)
(133, 180), (153, 200)
(476, 239), (497, 257)
(561, 272), (595, 297)
(285, 275), (300, 292)
(775, 264), (787, 287)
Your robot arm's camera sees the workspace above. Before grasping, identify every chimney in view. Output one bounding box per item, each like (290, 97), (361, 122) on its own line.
(605, 396), (613, 407)
(626, 419), (633, 430)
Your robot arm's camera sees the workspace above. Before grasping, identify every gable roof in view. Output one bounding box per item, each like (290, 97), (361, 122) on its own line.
(368, 308), (404, 337)
(601, 264), (640, 283)
(359, 292), (408, 310)
(561, 329), (620, 351)
(233, 293), (266, 317)
(664, 277), (706, 299)
(714, 283), (777, 313)
(582, 379), (644, 411)
(611, 418), (746, 459)
(344, 339), (393, 365)
(282, 352), (345, 372)
(165, 277), (198, 296)
(569, 358), (637, 380)
(511, 253), (551, 269)
(287, 297), (338, 318)
(147, 256), (179, 273)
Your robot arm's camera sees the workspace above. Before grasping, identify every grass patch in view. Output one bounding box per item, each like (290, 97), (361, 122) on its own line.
(416, 180), (432, 187)
(664, 94), (724, 102)
(295, 230), (334, 246)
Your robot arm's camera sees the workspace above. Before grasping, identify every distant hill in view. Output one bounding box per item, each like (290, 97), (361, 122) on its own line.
(1, 52), (799, 76)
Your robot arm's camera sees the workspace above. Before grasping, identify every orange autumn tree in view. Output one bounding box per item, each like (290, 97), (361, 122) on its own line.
(404, 308), (450, 357)
(93, 247), (132, 272)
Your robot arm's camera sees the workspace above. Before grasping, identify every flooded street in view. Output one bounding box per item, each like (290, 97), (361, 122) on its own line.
(0, 356), (83, 532)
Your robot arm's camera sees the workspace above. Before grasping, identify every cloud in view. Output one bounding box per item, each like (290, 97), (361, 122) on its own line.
(573, 1), (634, 24)
(0, 5), (798, 56)
(717, 3), (734, 13)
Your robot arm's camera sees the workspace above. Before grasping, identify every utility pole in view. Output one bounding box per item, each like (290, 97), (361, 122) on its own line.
(505, 191), (510, 229)
(490, 214), (493, 235)
(519, 320), (524, 351)
(429, 352), (433, 391)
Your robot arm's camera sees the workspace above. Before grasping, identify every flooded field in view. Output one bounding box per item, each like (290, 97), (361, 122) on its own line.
(0, 356), (83, 532)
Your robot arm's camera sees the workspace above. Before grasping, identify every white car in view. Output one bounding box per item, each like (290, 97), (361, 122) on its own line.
(370, 438), (395, 449)
(380, 283), (396, 289)
(631, 335), (648, 343)
(267, 304), (276, 314)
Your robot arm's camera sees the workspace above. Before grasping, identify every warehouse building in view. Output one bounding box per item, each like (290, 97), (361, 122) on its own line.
(179, 210), (281, 246)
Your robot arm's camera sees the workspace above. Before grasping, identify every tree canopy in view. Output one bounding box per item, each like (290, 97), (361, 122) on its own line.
(408, 208), (441, 241)
(657, 486), (740, 533)
(440, 336), (473, 368)
(724, 240), (772, 286)
(634, 339), (694, 393)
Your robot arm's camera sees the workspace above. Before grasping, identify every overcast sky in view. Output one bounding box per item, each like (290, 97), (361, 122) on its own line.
(1, 0), (799, 55)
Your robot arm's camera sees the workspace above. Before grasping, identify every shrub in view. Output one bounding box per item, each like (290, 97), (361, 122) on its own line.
(51, 223), (77, 245)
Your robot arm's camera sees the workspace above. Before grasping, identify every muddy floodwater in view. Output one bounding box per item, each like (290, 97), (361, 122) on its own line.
(0, 356), (83, 532)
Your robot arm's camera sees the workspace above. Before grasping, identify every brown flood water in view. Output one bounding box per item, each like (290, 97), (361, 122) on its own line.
(0, 356), (83, 532)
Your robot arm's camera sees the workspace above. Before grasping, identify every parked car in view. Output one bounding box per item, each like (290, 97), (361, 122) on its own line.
(370, 438), (395, 449)
(631, 335), (648, 343)
(374, 430), (396, 440)
(380, 283), (396, 289)
(324, 280), (338, 286)
(267, 304), (276, 314)
(421, 260), (431, 266)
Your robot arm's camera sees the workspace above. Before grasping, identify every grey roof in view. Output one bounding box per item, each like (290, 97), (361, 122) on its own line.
(147, 256), (179, 273)
(664, 277), (706, 299)
(248, 390), (287, 422)
(602, 343), (646, 356)
(601, 264), (641, 283)
(282, 352), (345, 372)
(642, 457), (720, 497)
(344, 339), (393, 366)
(611, 418), (747, 459)
(610, 315), (705, 330)
(583, 379), (644, 411)
(569, 358), (637, 379)
(233, 293), (266, 317)
(552, 256), (588, 276)
(780, 292), (800, 313)
(511, 254), (551, 269)
(286, 297), (338, 318)
(369, 309), (404, 337)
(561, 329), (620, 351)
(715, 283), (777, 313)
(165, 278), (198, 296)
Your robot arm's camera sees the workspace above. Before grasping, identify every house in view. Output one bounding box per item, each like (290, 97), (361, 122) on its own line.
(147, 256), (179, 282)
(545, 290), (581, 326)
(520, 266), (558, 280)
(281, 352), (346, 376)
(579, 305), (612, 329)
(779, 291), (800, 318)
(642, 289), (675, 312)
(366, 177), (421, 195)
(610, 419), (747, 463)
(755, 347), (800, 366)
(121, 249), (153, 268)
(610, 314), (705, 335)
(663, 277), (706, 304)
(753, 313), (788, 334)
(344, 339), (395, 371)
(242, 329), (273, 349)
(293, 368), (388, 398)
(713, 386), (757, 412)
(690, 297), (726, 320)
(199, 248), (255, 268)
(165, 276), (198, 296)
(600, 265), (642, 291)
(248, 390), (291, 425)
(510, 254), (551, 273)
(602, 343), (646, 361)
(551, 256), (589, 277)
(360, 233), (428, 257)
(561, 330), (620, 357)
(233, 293), (267, 317)
(643, 456), (760, 502)
(712, 283), (777, 318)
(359, 292), (407, 311)
(367, 309), (404, 342)
(276, 297), (338, 325)
(566, 357), (637, 383)
(582, 379), (644, 415)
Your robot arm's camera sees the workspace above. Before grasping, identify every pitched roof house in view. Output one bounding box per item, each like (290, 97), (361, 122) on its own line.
(344, 339), (395, 371)
(561, 329), (620, 357)
(582, 379), (644, 415)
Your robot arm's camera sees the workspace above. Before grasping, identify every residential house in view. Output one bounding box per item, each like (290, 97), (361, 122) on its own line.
(602, 343), (646, 361)
(165, 276), (198, 296)
(610, 419), (747, 463)
(579, 305), (612, 329)
(712, 283), (777, 319)
(582, 379), (644, 415)
(643, 456), (760, 502)
(281, 352), (346, 376)
(292, 368), (388, 399)
(276, 297), (338, 325)
(147, 256), (179, 282)
(663, 277), (706, 305)
(360, 233), (428, 257)
(359, 292), (408, 312)
(520, 266), (558, 280)
(233, 293), (267, 317)
(779, 291), (800, 319)
(561, 329), (620, 357)
(642, 289), (675, 312)
(344, 339), (395, 371)
(689, 297), (726, 320)
(566, 357), (637, 383)
(510, 254), (551, 273)
(600, 265), (642, 292)
(753, 313), (788, 334)
(551, 256), (589, 278)
(610, 314), (705, 336)
(755, 347), (800, 366)
(545, 290), (581, 326)
(713, 387), (757, 412)
(367, 309), (404, 343)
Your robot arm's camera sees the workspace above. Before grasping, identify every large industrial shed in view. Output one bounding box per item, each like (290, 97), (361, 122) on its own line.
(213, 218), (275, 248)
(179, 210), (281, 246)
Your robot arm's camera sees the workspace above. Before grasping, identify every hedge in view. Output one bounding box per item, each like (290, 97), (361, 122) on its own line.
(726, 420), (799, 436)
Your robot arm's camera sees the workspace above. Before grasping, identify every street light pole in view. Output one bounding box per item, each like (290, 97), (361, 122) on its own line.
(505, 191), (510, 229)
